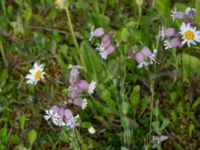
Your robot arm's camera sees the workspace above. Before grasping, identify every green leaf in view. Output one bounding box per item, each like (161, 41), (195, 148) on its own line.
(152, 121), (160, 134)
(81, 122), (92, 128)
(192, 97), (200, 109)
(28, 129), (37, 146)
(130, 85), (140, 107)
(59, 130), (69, 143)
(80, 41), (104, 80)
(19, 115), (26, 131)
(160, 118), (170, 131)
(122, 101), (129, 115)
(182, 53), (200, 79)
(188, 124), (195, 137)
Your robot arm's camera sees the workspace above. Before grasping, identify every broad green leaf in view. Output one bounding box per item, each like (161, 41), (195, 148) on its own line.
(19, 115), (26, 131)
(161, 118), (170, 131)
(192, 97), (200, 109)
(80, 41), (104, 80)
(188, 124), (195, 137)
(28, 129), (37, 146)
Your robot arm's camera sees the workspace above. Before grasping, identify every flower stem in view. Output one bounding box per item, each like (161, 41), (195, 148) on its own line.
(64, 2), (85, 69)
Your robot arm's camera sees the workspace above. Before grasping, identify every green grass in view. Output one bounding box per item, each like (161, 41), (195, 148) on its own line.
(0, 0), (200, 149)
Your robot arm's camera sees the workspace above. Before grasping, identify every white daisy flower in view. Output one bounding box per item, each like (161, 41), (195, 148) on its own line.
(26, 62), (45, 85)
(88, 81), (96, 94)
(180, 23), (200, 47)
(88, 126), (96, 134)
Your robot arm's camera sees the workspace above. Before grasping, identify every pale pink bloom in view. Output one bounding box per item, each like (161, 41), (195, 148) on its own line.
(57, 107), (66, 126)
(72, 98), (88, 109)
(140, 47), (156, 64)
(105, 45), (116, 55)
(160, 27), (178, 39)
(68, 65), (82, 85)
(164, 37), (181, 50)
(135, 52), (148, 68)
(171, 8), (185, 21)
(68, 87), (78, 99)
(64, 109), (79, 129)
(44, 105), (60, 126)
(185, 7), (196, 18)
(89, 27), (104, 41)
(101, 34), (111, 48)
(75, 80), (96, 94)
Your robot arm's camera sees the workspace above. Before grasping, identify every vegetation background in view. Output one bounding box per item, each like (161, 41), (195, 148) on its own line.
(0, 0), (200, 149)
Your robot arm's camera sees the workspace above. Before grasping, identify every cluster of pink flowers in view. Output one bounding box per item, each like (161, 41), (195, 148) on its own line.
(89, 27), (116, 60)
(44, 105), (79, 129)
(44, 65), (96, 129)
(130, 47), (157, 69)
(162, 7), (200, 49)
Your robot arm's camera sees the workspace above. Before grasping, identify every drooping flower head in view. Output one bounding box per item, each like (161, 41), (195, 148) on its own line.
(180, 22), (200, 47)
(96, 33), (116, 60)
(171, 8), (185, 21)
(160, 27), (178, 40)
(44, 106), (79, 129)
(26, 62), (45, 85)
(64, 109), (79, 129)
(68, 65), (82, 85)
(71, 98), (88, 110)
(89, 27), (104, 41)
(164, 37), (182, 50)
(185, 7), (196, 18)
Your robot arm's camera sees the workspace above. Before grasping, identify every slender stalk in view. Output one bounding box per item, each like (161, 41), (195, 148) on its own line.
(0, 40), (8, 67)
(64, 1), (85, 70)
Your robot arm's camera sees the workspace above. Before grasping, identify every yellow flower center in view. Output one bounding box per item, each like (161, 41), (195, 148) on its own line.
(185, 30), (195, 40)
(34, 70), (42, 80)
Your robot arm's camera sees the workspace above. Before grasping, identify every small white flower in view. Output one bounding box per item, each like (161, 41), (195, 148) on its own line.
(180, 23), (200, 47)
(26, 62), (45, 85)
(88, 81), (96, 94)
(82, 98), (88, 110)
(163, 40), (172, 50)
(88, 126), (96, 134)
(152, 135), (168, 148)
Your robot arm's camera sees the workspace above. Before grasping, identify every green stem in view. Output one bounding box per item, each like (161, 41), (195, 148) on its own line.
(64, 2), (85, 70)
(0, 40), (8, 67)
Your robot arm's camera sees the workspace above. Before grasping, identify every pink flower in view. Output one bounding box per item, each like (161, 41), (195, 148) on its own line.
(72, 98), (88, 109)
(164, 37), (181, 50)
(68, 65), (82, 85)
(89, 27), (104, 41)
(171, 9), (185, 21)
(135, 52), (147, 68)
(161, 27), (178, 39)
(185, 7), (196, 18)
(75, 80), (96, 94)
(64, 109), (79, 129)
